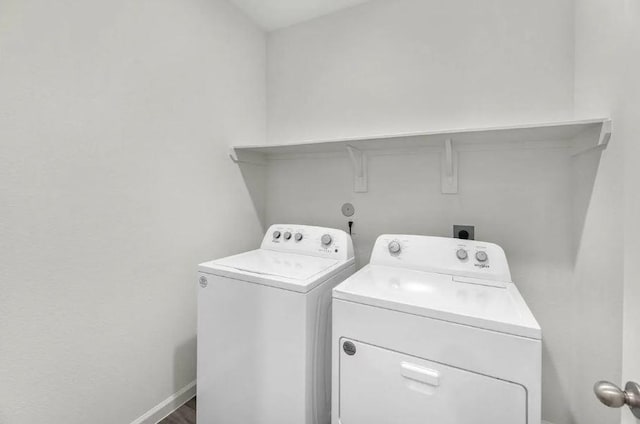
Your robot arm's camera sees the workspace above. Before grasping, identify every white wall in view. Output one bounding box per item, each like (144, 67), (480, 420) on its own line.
(567, 146), (623, 424)
(267, 0), (575, 144)
(574, 1), (640, 424)
(264, 1), (623, 424)
(0, 1), (265, 423)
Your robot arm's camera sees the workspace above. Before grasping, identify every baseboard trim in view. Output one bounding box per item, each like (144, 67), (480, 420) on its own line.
(130, 380), (196, 424)
(129, 383), (549, 424)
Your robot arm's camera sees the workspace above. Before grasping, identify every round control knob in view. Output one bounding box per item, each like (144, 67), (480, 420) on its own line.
(456, 249), (468, 260)
(295, 233), (303, 242)
(388, 241), (401, 255)
(321, 234), (332, 246)
(284, 232), (292, 240)
(475, 251), (488, 262)
(273, 231), (281, 239)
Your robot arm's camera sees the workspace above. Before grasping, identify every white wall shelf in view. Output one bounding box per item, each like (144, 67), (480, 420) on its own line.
(230, 118), (611, 194)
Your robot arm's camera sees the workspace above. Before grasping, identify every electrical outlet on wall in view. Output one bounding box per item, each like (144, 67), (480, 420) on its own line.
(453, 225), (475, 240)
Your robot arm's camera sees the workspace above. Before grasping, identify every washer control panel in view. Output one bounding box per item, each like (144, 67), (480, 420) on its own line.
(261, 224), (354, 261)
(370, 234), (511, 284)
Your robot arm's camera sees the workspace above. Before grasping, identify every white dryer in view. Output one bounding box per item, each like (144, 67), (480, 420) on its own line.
(332, 235), (541, 424)
(198, 224), (355, 424)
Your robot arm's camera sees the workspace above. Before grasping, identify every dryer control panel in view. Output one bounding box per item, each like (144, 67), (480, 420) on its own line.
(370, 235), (511, 284)
(261, 224), (354, 261)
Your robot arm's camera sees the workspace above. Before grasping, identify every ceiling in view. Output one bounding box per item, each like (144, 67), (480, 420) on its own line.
(228, 0), (373, 31)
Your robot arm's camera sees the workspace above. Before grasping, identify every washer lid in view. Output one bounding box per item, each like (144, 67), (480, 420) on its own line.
(333, 265), (541, 339)
(199, 249), (349, 293)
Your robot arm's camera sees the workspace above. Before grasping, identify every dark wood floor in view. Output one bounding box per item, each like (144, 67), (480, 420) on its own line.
(159, 397), (196, 424)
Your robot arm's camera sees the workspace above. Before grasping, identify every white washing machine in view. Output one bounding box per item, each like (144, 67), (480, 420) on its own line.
(332, 235), (541, 424)
(198, 224), (355, 424)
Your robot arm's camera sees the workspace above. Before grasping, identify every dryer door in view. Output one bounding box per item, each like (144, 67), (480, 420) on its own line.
(338, 339), (527, 424)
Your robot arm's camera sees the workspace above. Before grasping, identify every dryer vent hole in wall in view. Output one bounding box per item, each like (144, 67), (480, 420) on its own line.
(453, 225), (475, 240)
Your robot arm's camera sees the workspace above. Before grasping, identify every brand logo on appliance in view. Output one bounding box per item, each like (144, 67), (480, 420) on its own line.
(199, 276), (208, 288)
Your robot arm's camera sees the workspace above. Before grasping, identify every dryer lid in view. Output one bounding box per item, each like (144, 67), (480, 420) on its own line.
(333, 265), (541, 339)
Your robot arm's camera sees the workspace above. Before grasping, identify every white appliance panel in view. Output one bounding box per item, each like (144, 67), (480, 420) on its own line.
(197, 273), (307, 424)
(371, 235), (512, 283)
(338, 340), (527, 424)
(333, 264), (540, 339)
(261, 224), (354, 261)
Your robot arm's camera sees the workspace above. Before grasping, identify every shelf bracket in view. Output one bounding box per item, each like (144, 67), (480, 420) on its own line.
(598, 119), (612, 148)
(347, 145), (368, 193)
(571, 119), (613, 156)
(229, 147), (267, 165)
(441, 139), (458, 194)
(229, 147), (240, 163)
